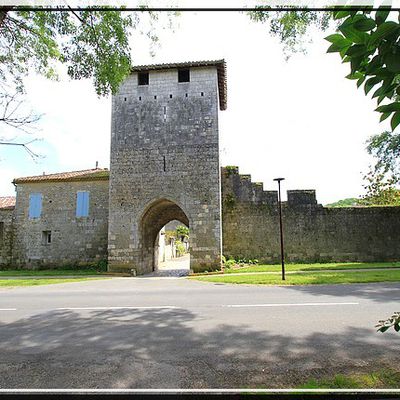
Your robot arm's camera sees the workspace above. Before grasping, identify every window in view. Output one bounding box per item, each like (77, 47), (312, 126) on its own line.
(138, 72), (149, 86)
(178, 69), (190, 83)
(29, 193), (42, 219)
(42, 230), (51, 245)
(76, 191), (90, 217)
(0, 222), (3, 245)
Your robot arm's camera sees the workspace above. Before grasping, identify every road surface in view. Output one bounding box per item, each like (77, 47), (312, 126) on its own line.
(0, 277), (399, 388)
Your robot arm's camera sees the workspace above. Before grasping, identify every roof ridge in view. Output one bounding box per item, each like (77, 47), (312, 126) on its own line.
(131, 59), (225, 69)
(13, 168), (110, 184)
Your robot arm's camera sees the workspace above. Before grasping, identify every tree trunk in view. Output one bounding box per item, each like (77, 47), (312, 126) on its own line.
(0, 8), (11, 29)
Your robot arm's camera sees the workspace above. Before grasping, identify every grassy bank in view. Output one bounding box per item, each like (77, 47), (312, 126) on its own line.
(191, 269), (400, 285)
(0, 269), (108, 277)
(223, 261), (400, 274)
(298, 369), (400, 389)
(0, 277), (108, 287)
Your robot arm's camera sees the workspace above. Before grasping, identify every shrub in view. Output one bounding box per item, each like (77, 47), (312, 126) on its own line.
(225, 259), (236, 268)
(175, 240), (186, 257)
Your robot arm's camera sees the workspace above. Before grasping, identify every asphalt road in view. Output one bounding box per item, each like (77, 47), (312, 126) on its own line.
(0, 277), (399, 389)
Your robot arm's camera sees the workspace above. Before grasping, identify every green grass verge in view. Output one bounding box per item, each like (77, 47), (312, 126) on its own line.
(225, 262), (400, 274)
(223, 261), (400, 274)
(0, 269), (108, 277)
(298, 369), (400, 389)
(190, 269), (400, 285)
(0, 277), (108, 287)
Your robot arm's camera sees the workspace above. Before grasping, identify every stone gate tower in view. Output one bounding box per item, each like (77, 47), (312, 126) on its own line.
(108, 60), (227, 274)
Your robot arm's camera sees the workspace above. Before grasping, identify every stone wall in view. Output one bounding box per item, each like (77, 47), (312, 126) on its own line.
(108, 65), (223, 273)
(0, 208), (14, 266)
(12, 180), (109, 268)
(221, 166), (400, 263)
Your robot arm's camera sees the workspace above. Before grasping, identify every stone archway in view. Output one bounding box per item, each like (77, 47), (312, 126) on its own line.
(140, 198), (189, 273)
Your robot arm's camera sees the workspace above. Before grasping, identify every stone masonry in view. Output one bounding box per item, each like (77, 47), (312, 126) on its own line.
(221, 166), (400, 263)
(2, 59), (400, 271)
(0, 197), (14, 266)
(10, 171), (109, 268)
(108, 60), (227, 273)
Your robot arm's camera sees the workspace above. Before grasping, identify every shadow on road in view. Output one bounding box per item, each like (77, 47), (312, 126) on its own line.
(0, 307), (398, 388)
(281, 282), (400, 304)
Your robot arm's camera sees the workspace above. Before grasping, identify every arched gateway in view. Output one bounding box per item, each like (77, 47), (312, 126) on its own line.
(140, 198), (189, 272)
(107, 60), (227, 274)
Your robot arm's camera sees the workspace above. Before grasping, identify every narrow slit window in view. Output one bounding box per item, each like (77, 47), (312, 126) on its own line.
(201, 92), (204, 97)
(163, 156), (166, 172)
(42, 230), (51, 245)
(178, 69), (190, 83)
(139, 96), (141, 101)
(163, 106), (167, 121)
(154, 95), (157, 100)
(0, 222), (4, 244)
(138, 72), (149, 86)
(169, 94), (173, 99)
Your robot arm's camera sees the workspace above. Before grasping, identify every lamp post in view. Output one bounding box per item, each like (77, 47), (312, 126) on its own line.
(273, 177), (285, 281)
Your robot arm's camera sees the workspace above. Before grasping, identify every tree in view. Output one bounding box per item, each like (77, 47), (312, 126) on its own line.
(359, 130), (400, 205)
(325, 198), (360, 207)
(0, 7), (163, 158)
(0, 7), (135, 96)
(176, 225), (189, 241)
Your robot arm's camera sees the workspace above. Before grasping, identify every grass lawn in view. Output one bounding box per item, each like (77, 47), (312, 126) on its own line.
(190, 269), (400, 285)
(298, 369), (400, 389)
(0, 277), (108, 287)
(0, 269), (108, 276)
(223, 261), (400, 274)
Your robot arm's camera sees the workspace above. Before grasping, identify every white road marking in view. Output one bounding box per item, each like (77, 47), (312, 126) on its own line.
(222, 302), (359, 308)
(0, 308), (17, 311)
(57, 302), (359, 311)
(56, 306), (179, 311)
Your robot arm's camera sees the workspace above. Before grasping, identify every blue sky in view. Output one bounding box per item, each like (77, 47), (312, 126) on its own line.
(0, 11), (391, 204)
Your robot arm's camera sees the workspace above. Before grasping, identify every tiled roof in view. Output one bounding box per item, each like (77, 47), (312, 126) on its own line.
(13, 168), (109, 184)
(131, 59), (227, 111)
(0, 196), (15, 210)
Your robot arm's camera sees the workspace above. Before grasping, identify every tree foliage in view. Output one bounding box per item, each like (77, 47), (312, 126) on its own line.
(325, 198), (360, 207)
(325, 9), (400, 131)
(358, 130), (400, 206)
(249, 7), (400, 129)
(249, 9), (332, 55)
(0, 8), (135, 96)
(176, 225), (189, 239)
(376, 311), (400, 333)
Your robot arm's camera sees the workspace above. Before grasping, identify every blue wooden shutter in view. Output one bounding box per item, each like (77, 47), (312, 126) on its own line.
(83, 192), (89, 216)
(29, 193), (42, 219)
(76, 192), (89, 217)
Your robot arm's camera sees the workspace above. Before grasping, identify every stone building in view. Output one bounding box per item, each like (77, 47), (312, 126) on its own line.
(108, 60), (226, 273)
(1, 59), (400, 273)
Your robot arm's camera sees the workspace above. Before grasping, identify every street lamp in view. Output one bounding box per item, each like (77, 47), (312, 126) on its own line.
(273, 177), (285, 281)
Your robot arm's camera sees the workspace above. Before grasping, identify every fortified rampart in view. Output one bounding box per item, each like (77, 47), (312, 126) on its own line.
(221, 166), (400, 263)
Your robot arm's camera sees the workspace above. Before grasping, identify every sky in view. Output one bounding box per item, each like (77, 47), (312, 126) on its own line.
(0, 11), (391, 204)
